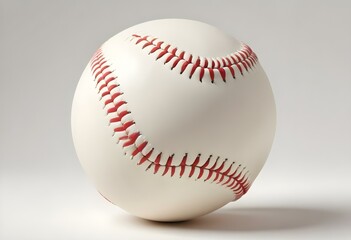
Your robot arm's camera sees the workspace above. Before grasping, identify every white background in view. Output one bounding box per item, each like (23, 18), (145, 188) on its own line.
(1, 0), (350, 239)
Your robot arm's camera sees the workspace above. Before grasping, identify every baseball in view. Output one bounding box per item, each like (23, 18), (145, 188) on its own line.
(71, 19), (276, 222)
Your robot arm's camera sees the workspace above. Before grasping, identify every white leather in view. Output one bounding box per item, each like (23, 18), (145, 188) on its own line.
(71, 19), (276, 222)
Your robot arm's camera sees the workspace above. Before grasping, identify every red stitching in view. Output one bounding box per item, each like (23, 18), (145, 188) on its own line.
(90, 49), (251, 200)
(131, 34), (258, 83)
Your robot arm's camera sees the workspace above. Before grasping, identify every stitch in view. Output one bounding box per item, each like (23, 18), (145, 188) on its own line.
(111, 92), (123, 102)
(165, 54), (174, 64)
(131, 34), (258, 83)
(215, 59), (221, 68)
(237, 64), (243, 75)
(179, 153), (187, 177)
(203, 58), (209, 68)
(146, 162), (153, 172)
(134, 134), (146, 148)
(222, 161), (232, 175)
(132, 141), (148, 157)
(221, 176), (233, 186)
(197, 155), (211, 179)
(137, 148), (154, 165)
(140, 142), (153, 157)
(218, 68), (226, 82)
(122, 132), (140, 147)
(92, 60), (107, 74)
(188, 154), (201, 178)
(171, 58), (182, 70)
(189, 58), (200, 79)
(153, 153), (162, 174)
(204, 157), (219, 181)
(162, 154), (174, 176)
(242, 61), (248, 71)
(230, 170), (248, 190)
(213, 161), (226, 182)
(208, 69), (215, 83)
(199, 68), (205, 81)
(148, 148), (161, 162)
(91, 55), (103, 68)
(231, 172), (249, 198)
(97, 71), (114, 85)
(114, 120), (134, 132)
(230, 55), (237, 64)
(89, 50), (251, 200)
(157, 50), (167, 60)
(180, 61), (189, 74)
(170, 165), (176, 177)
(188, 54), (193, 62)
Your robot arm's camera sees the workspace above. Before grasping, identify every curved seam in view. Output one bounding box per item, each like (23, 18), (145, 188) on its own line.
(90, 48), (251, 200)
(130, 34), (258, 83)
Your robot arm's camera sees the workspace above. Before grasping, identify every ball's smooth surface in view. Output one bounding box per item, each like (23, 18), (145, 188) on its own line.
(71, 19), (276, 222)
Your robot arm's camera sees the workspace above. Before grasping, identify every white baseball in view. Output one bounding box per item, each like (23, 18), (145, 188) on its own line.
(71, 19), (276, 222)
